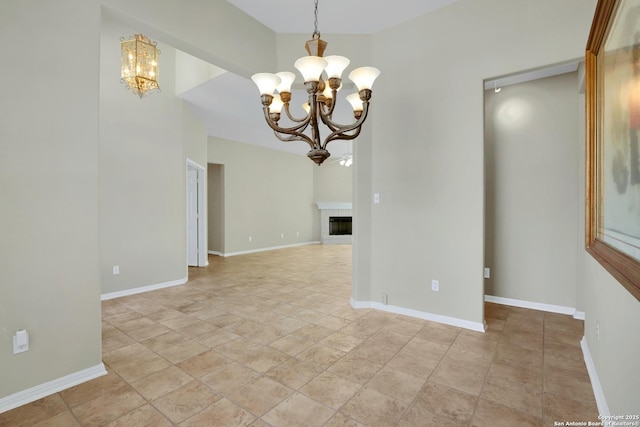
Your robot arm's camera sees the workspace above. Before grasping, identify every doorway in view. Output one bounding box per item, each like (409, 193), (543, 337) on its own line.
(187, 159), (206, 267)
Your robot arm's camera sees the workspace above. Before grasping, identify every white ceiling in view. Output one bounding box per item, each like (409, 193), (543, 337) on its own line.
(227, 0), (458, 34)
(177, 0), (580, 158)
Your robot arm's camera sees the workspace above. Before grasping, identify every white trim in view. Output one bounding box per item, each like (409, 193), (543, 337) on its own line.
(574, 310), (586, 320)
(208, 250), (224, 256)
(350, 298), (486, 332)
(484, 295), (578, 316)
(101, 278), (187, 300)
(0, 363), (107, 414)
(223, 241), (321, 257)
(581, 337), (610, 416)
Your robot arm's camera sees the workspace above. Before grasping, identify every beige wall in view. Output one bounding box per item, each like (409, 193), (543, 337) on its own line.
(207, 164), (225, 254)
(0, 0), (275, 403)
(314, 161), (353, 204)
(99, 12), (200, 295)
(206, 141), (354, 255)
(363, 0), (597, 326)
(484, 72), (580, 307)
(582, 257), (640, 413)
(208, 138), (318, 254)
(0, 0), (103, 399)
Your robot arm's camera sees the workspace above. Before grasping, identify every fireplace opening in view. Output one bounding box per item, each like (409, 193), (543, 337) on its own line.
(329, 216), (352, 236)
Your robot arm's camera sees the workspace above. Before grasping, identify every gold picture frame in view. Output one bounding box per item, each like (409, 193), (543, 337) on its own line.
(586, 0), (640, 301)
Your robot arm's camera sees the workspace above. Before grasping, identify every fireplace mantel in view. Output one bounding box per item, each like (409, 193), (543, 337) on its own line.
(317, 202), (352, 210)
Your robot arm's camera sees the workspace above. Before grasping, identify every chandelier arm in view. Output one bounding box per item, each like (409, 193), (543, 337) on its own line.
(321, 88), (339, 119)
(323, 126), (362, 148)
(283, 103), (308, 123)
(272, 130), (314, 146)
(322, 101), (370, 149)
(262, 106), (312, 136)
(321, 99), (370, 135)
(318, 107), (342, 133)
(261, 107), (315, 148)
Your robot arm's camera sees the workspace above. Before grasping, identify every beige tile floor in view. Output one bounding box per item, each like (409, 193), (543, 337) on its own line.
(0, 245), (599, 426)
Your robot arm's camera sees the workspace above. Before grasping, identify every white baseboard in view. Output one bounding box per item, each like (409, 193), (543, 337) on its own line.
(207, 250), (223, 257)
(581, 337), (609, 416)
(484, 295), (582, 318)
(0, 363), (107, 414)
(221, 241), (321, 257)
(101, 277), (187, 301)
(350, 298), (486, 332)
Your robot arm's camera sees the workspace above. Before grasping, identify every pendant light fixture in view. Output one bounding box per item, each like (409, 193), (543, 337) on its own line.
(121, 34), (160, 98)
(251, 0), (380, 165)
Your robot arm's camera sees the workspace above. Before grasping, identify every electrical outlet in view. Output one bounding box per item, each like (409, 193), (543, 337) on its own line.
(484, 268), (491, 278)
(112, 265), (119, 275)
(382, 293), (388, 305)
(374, 193), (380, 204)
(248, 236), (252, 242)
(281, 233), (284, 239)
(13, 330), (29, 354)
(431, 280), (439, 291)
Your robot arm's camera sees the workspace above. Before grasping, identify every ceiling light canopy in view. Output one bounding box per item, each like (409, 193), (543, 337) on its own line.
(121, 34), (160, 98)
(250, 0), (380, 165)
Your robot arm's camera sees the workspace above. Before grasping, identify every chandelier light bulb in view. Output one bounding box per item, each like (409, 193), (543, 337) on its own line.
(251, 73), (281, 95)
(346, 93), (364, 112)
(294, 56), (328, 82)
(348, 66), (381, 91)
(270, 94), (284, 114)
(275, 72), (296, 93)
(323, 85), (333, 99)
(324, 55), (350, 79)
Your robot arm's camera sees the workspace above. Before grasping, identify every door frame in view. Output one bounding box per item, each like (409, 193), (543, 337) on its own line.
(186, 159), (207, 267)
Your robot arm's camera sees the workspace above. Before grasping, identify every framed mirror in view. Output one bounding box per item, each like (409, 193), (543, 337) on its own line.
(586, 0), (640, 301)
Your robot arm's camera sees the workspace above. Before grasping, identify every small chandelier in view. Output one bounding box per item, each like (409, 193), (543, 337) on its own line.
(251, 0), (380, 165)
(121, 34), (160, 98)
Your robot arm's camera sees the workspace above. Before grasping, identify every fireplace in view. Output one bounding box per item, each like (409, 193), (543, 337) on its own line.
(329, 216), (352, 235)
(317, 203), (353, 245)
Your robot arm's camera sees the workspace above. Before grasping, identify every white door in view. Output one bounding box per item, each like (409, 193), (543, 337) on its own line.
(187, 166), (198, 266)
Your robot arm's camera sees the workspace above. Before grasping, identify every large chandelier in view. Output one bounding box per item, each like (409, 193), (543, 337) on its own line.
(121, 34), (160, 98)
(250, 0), (380, 165)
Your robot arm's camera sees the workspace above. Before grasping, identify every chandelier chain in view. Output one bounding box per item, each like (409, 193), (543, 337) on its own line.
(313, 0), (320, 38)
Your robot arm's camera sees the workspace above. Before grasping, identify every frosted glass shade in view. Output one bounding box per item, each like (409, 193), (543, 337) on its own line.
(346, 93), (363, 112)
(294, 56), (328, 82)
(324, 55), (350, 79)
(275, 71), (296, 93)
(251, 73), (281, 95)
(323, 85), (333, 99)
(348, 66), (381, 91)
(270, 94), (284, 113)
